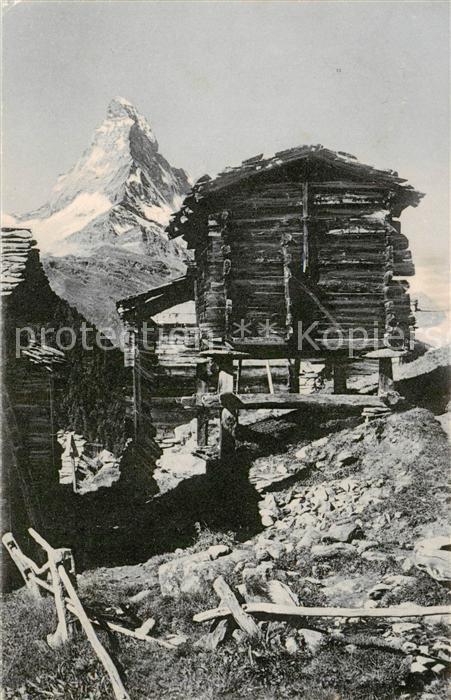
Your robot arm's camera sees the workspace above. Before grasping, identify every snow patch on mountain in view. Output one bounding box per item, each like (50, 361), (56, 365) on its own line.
(23, 192), (113, 252)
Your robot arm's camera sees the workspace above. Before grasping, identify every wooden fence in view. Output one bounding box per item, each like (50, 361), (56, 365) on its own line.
(2, 529), (185, 700)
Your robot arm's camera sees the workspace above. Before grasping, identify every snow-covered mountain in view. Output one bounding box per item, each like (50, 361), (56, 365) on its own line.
(10, 97), (191, 336)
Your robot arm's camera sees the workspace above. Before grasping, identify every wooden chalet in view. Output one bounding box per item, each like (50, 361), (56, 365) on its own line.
(167, 145), (421, 355)
(118, 145), (423, 460)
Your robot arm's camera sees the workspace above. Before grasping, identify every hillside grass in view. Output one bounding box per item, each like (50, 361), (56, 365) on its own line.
(3, 568), (450, 700)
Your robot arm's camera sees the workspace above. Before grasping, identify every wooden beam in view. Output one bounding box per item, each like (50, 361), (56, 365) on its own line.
(194, 602), (450, 624)
(183, 392), (387, 411)
(219, 392), (385, 411)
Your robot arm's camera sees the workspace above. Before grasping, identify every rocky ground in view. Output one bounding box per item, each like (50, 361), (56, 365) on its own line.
(3, 405), (450, 699)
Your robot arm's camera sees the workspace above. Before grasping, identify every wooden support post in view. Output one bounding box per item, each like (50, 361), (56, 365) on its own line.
(333, 360), (347, 394)
(1, 533), (41, 600)
(378, 357), (394, 395)
(196, 360), (209, 447)
(265, 360), (274, 395)
(46, 548), (71, 648)
(289, 358), (300, 393)
(236, 360), (242, 393)
(302, 182), (309, 274)
(218, 357), (236, 463)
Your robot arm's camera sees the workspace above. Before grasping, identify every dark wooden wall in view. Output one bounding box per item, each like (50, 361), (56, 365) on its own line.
(192, 174), (414, 353)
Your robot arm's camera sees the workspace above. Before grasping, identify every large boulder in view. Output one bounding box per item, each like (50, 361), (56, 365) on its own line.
(158, 546), (248, 597)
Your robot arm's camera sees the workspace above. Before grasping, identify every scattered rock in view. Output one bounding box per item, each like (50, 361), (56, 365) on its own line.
(431, 663), (446, 674)
(410, 661), (429, 674)
(336, 450), (357, 466)
(128, 589), (152, 604)
(414, 535), (451, 582)
(259, 493), (280, 518)
(295, 445), (308, 460)
(285, 636), (299, 654)
(311, 543), (356, 559)
(299, 629), (325, 653)
(402, 557), (415, 573)
(322, 522), (363, 544)
(267, 580), (300, 606)
(242, 561), (275, 582)
(195, 619), (229, 650)
(232, 629), (247, 645)
(368, 583), (391, 600)
(158, 549), (248, 597)
(208, 544), (231, 560)
(298, 526), (321, 549)
(295, 512), (318, 528)
(392, 622), (420, 635)
(261, 513), (274, 527)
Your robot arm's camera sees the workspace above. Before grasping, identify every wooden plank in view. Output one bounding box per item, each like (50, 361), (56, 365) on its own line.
(212, 577), (261, 638)
(194, 602), (451, 624)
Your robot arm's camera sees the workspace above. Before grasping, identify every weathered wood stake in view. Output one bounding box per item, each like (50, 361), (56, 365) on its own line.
(289, 358), (300, 393)
(333, 360), (347, 394)
(196, 360), (209, 446)
(218, 358), (237, 463)
(213, 576), (261, 638)
(378, 357), (394, 395)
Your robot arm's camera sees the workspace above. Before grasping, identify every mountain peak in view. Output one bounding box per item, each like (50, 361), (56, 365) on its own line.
(107, 96), (139, 120)
(106, 96), (157, 147)
(14, 98), (190, 255)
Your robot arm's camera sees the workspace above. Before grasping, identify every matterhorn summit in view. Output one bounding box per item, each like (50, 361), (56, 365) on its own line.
(12, 98), (191, 335)
(18, 97), (190, 254)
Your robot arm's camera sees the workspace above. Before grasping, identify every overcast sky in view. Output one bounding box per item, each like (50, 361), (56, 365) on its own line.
(2, 0), (449, 293)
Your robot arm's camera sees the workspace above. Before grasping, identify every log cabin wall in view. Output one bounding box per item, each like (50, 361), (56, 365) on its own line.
(309, 181), (414, 349)
(186, 166), (417, 355)
(193, 181), (305, 349)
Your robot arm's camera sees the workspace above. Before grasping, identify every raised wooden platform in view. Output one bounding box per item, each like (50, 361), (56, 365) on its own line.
(180, 389), (389, 462)
(181, 391), (386, 411)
